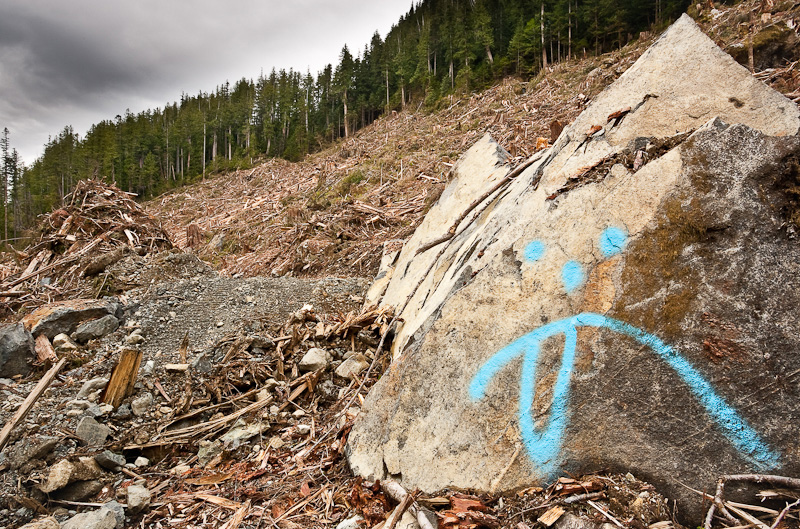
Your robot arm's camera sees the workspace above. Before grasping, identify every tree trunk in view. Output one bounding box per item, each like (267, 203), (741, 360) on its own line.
(568, 0), (572, 60)
(541, 3), (548, 69)
(343, 89), (350, 138)
(203, 121), (206, 178)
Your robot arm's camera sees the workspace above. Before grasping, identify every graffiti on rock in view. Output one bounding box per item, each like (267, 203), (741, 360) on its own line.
(470, 227), (779, 477)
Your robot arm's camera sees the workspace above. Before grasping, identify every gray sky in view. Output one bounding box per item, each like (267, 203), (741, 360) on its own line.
(0, 0), (413, 164)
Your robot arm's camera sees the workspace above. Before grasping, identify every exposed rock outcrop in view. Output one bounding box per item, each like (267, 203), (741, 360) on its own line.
(347, 14), (800, 520)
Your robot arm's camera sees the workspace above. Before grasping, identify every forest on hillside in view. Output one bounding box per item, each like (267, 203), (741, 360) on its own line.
(1, 0), (689, 240)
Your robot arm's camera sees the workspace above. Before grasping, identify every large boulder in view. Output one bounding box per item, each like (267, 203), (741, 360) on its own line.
(0, 322), (35, 378)
(22, 298), (122, 339)
(347, 14), (800, 522)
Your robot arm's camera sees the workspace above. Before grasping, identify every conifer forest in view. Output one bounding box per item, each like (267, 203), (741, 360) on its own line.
(1, 0), (688, 239)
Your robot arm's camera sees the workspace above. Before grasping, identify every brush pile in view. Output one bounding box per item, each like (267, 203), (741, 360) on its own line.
(0, 180), (172, 313)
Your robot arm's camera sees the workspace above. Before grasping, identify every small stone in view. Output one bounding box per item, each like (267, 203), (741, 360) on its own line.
(8, 436), (58, 470)
(125, 333), (145, 345)
(67, 399), (92, 410)
(128, 485), (152, 514)
(335, 354), (370, 379)
(18, 516), (60, 529)
(268, 436), (285, 450)
(100, 502), (125, 529)
(141, 360), (155, 375)
(39, 459), (75, 493)
(131, 392), (153, 416)
(61, 507), (117, 529)
(336, 515), (364, 529)
(191, 353), (212, 373)
(95, 450), (126, 471)
(73, 315), (119, 344)
(197, 440), (222, 467)
(85, 404), (113, 418)
(292, 409), (305, 418)
(159, 406), (172, 414)
(170, 464), (191, 476)
(53, 333), (78, 352)
(0, 322), (35, 378)
(269, 405), (280, 416)
(216, 321), (224, 327)
(297, 424), (311, 435)
(77, 378), (109, 399)
(76, 416), (110, 447)
(134, 456), (149, 467)
(298, 348), (331, 372)
(113, 404), (132, 419)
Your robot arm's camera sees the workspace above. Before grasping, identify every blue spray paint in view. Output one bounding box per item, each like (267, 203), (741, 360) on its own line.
(561, 261), (585, 293)
(470, 313), (780, 476)
(599, 226), (628, 257)
(524, 240), (546, 262)
(471, 229), (779, 477)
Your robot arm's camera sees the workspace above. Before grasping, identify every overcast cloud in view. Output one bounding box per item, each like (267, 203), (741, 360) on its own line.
(0, 0), (413, 164)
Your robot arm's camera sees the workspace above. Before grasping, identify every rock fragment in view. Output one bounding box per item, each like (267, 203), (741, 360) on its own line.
(335, 354), (370, 379)
(73, 315), (119, 343)
(298, 347), (331, 372)
(76, 417), (110, 447)
(0, 322), (34, 378)
(125, 484), (151, 514)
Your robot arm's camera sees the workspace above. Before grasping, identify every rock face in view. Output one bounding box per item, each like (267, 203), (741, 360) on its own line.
(0, 323), (35, 378)
(347, 15), (800, 521)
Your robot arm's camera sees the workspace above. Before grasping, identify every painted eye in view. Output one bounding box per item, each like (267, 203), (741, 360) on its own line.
(524, 240), (546, 262)
(561, 260), (585, 293)
(599, 227), (628, 257)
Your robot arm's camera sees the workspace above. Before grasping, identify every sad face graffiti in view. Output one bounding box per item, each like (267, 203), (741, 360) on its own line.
(470, 227), (778, 478)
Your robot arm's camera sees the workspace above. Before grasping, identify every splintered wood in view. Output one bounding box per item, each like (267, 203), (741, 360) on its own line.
(101, 348), (143, 408)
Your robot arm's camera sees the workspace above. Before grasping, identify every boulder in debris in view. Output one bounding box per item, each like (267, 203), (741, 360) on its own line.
(347, 14), (800, 522)
(0, 322), (34, 378)
(22, 298), (122, 339)
(73, 315), (120, 343)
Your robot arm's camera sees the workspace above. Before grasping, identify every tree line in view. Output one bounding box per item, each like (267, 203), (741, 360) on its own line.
(2, 0), (689, 240)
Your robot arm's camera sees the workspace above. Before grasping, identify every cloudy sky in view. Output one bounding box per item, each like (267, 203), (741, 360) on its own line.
(0, 0), (413, 164)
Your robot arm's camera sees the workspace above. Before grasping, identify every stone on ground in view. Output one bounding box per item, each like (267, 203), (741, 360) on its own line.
(22, 298), (122, 339)
(73, 314), (120, 343)
(298, 348), (331, 372)
(76, 416), (110, 447)
(347, 14), (800, 522)
(126, 484), (151, 514)
(0, 322), (35, 378)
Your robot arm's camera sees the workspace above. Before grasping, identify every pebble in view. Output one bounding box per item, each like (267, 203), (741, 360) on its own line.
(134, 456), (150, 467)
(126, 485), (151, 514)
(77, 378), (109, 400)
(131, 392), (153, 417)
(76, 416), (110, 447)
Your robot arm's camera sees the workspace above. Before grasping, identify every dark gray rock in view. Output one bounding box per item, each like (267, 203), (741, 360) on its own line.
(73, 315), (119, 344)
(23, 299), (122, 339)
(8, 437), (58, 470)
(0, 323), (34, 378)
(94, 451), (125, 471)
(76, 417), (110, 447)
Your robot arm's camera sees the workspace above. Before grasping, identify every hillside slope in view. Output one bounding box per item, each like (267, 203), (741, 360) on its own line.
(146, 0), (800, 281)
